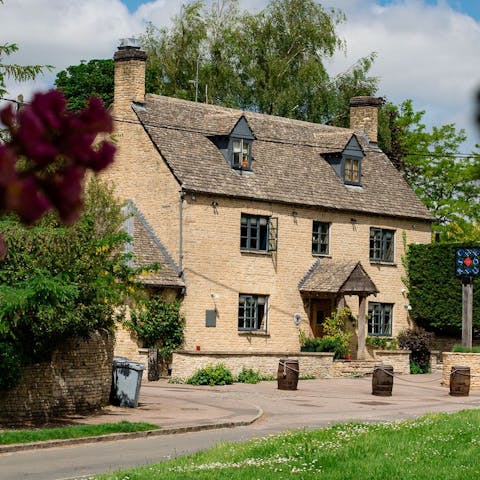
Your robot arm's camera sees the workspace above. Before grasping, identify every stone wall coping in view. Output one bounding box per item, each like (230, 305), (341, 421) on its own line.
(175, 350), (334, 358)
(373, 349), (411, 354)
(443, 351), (480, 354)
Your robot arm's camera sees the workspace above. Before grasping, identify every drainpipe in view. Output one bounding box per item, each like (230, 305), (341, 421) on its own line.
(179, 189), (184, 272)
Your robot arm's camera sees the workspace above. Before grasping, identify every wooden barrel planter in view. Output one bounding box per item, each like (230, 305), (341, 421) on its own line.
(450, 366), (470, 397)
(277, 359), (299, 390)
(372, 365), (394, 396)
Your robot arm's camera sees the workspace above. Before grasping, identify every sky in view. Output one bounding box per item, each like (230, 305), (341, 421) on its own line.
(1, 0), (480, 151)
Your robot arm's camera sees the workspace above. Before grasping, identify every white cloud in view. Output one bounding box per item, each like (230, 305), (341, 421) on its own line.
(1, 0), (479, 149)
(324, 0), (480, 149)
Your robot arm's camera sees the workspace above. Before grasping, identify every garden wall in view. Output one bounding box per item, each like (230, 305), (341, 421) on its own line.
(0, 330), (114, 424)
(171, 350), (412, 379)
(172, 351), (335, 379)
(442, 352), (480, 390)
(373, 350), (411, 374)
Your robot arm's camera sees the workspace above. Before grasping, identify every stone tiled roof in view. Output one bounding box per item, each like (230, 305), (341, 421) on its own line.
(298, 258), (378, 295)
(126, 202), (184, 289)
(134, 94), (432, 222)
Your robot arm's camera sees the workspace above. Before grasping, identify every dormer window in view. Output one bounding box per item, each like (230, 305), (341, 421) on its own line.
(325, 135), (364, 187)
(209, 116), (255, 171)
(232, 138), (251, 170)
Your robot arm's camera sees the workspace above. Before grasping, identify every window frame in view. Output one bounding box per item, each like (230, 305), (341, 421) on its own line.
(238, 294), (268, 332)
(343, 156), (361, 186)
(230, 137), (252, 170)
(369, 227), (395, 263)
(368, 302), (393, 337)
(312, 221), (330, 256)
(240, 214), (277, 253)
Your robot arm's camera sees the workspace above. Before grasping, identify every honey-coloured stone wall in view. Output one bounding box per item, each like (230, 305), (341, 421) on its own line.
(0, 331), (113, 424)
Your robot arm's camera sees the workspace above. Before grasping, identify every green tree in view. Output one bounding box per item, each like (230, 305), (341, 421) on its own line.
(141, 0), (378, 121)
(0, 43), (48, 98)
(236, 0), (377, 122)
(0, 179), (148, 372)
(57, 0), (377, 122)
(378, 100), (480, 241)
(55, 59), (114, 110)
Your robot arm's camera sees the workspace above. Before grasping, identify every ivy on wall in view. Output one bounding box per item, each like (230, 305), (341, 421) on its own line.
(406, 243), (480, 336)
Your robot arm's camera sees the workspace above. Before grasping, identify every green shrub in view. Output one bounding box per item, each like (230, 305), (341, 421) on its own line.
(398, 328), (433, 374)
(186, 363), (234, 386)
(125, 297), (184, 358)
(406, 243), (480, 335)
(318, 307), (352, 359)
(366, 337), (398, 350)
(301, 337), (322, 350)
(0, 180), (151, 388)
(452, 344), (480, 353)
(316, 336), (346, 357)
(236, 367), (261, 384)
(0, 342), (23, 391)
(410, 361), (430, 374)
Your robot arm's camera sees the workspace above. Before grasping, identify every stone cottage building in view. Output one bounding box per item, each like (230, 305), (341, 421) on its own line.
(104, 40), (432, 377)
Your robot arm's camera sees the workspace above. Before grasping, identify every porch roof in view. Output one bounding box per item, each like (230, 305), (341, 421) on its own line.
(298, 258), (378, 296)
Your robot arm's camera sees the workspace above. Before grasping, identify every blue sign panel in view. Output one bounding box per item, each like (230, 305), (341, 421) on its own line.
(455, 248), (480, 277)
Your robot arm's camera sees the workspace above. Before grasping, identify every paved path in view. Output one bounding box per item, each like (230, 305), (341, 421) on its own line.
(1, 373), (480, 479)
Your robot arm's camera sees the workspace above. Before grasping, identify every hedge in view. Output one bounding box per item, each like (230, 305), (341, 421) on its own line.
(406, 242), (480, 335)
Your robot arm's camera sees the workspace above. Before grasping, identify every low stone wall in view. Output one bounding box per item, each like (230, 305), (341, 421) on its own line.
(442, 352), (480, 389)
(0, 331), (114, 424)
(171, 350), (414, 379)
(171, 351), (335, 379)
(373, 350), (411, 375)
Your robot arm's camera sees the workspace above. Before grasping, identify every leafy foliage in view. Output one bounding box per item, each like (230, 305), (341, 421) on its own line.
(126, 297), (184, 357)
(236, 367), (261, 384)
(57, 0), (377, 127)
(0, 341), (23, 390)
(317, 307), (352, 359)
(0, 42), (50, 98)
(186, 363), (234, 386)
(452, 344), (480, 353)
(397, 328), (433, 373)
(0, 179), (146, 373)
(55, 59), (115, 111)
(365, 336), (398, 350)
(378, 100), (480, 241)
(405, 242), (480, 335)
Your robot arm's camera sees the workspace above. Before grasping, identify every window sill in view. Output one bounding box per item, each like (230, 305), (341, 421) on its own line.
(240, 249), (272, 256)
(370, 261), (397, 267)
(238, 331), (270, 338)
(312, 254), (331, 258)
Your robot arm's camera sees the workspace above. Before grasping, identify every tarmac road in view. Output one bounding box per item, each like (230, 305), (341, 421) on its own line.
(1, 373), (480, 480)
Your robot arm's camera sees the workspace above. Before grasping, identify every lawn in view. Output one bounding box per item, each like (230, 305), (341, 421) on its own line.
(97, 410), (480, 479)
(0, 421), (157, 445)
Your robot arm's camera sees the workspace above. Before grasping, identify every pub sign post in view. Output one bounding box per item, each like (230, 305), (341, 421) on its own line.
(455, 248), (480, 348)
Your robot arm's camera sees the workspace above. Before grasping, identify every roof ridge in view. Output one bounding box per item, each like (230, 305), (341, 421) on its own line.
(144, 93), (353, 133)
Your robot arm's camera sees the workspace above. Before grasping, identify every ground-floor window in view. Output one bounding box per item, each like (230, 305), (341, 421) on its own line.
(238, 294), (268, 331)
(368, 302), (393, 336)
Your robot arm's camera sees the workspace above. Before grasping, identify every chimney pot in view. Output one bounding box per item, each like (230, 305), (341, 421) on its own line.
(118, 37), (141, 50)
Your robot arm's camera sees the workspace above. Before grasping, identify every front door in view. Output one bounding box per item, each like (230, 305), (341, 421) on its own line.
(310, 298), (333, 337)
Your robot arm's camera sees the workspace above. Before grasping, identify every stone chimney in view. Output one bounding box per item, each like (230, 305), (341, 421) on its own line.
(349, 96), (383, 144)
(113, 38), (147, 118)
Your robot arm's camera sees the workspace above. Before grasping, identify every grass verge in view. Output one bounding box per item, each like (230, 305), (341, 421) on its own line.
(0, 421), (158, 445)
(97, 410), (480, 479)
